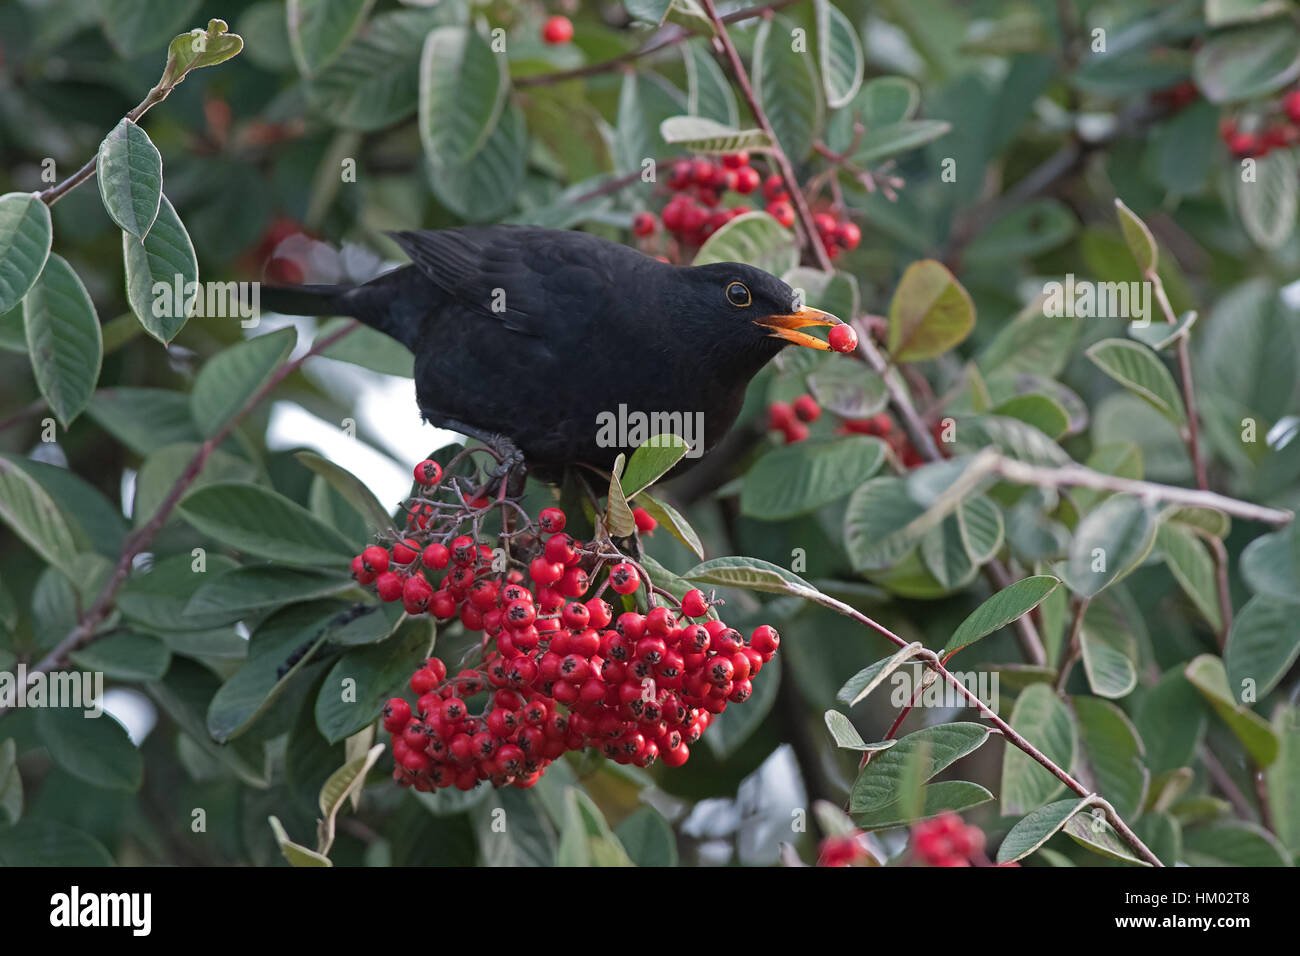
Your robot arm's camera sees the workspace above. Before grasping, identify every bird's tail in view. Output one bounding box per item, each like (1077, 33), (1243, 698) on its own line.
(260, 267), (423, 350)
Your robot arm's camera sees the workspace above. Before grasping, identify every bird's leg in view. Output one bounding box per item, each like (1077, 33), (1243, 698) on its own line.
(438, 417), (527, 499)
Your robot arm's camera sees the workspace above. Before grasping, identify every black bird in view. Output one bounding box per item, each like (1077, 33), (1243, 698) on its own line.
(260, 226), (840, 483)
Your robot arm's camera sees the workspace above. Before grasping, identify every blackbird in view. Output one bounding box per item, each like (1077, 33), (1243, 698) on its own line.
(260, 226), (841, 483)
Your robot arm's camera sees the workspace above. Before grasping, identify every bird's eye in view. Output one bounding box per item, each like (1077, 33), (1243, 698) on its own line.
(726, 282), (751, 307)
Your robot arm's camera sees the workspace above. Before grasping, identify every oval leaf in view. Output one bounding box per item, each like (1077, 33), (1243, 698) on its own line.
(887, 259), (975, 362)
(22, 254), (102, 428)
(97, 118), (163, 241)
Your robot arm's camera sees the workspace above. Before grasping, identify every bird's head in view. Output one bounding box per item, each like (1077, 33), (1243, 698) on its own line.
(674, 262), (843, 357)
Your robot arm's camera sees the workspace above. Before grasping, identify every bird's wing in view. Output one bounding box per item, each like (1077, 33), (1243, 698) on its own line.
(386, 227), (616, 338)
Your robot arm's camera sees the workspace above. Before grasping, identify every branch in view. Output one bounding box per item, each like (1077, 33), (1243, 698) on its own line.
(699, 0), (832, 271)
(800, 586), (1163, 866)
(0, 321), (361, 716)
(515, 0), (804, 89)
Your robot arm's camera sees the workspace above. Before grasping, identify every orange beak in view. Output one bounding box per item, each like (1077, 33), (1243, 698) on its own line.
(754, 307), (843, 350)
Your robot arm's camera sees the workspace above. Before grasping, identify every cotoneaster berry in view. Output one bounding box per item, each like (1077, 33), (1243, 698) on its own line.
(542, 15), (574, 44)
(828, 323), (858, 353)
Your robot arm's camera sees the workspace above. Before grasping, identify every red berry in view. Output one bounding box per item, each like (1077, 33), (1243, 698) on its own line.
(609, 562), (640, 595)
(680, 589), (709, 618)
(360, 545), (390, 574)
(768, 401), (794, 431)
(782, 420), (809, 444)
(1285, 90), (1300, 124)
(836, 221), (861, 250)
(403, 574), (434, 615)
(762, 174), (787, 201)
(793, 394), (820, 423)
(375, 571), (405, 602)
(1228, 131), (1262, 157)
(413, 459), (442, 486)
(813, 212), (837, 236)
(828, 323), (858, 353)
(732, 166), (760, 194)
(632, 506), (657, 534)
(542, 15), (573, 44)
(382, 697), (411, 732)
(766, 200), (795, 228)
(721, 151), (748, 169)
(422, 543), (450, 570)
(529, 556), (564, 586)
(750, 624), (780, 656)
(632, 211), (656, 237)
(668, 161), (692, 191)
(538, 507), (566, 533)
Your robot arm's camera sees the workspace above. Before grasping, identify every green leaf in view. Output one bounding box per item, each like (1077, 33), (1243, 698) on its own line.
(990, 393), (1069, 440)
(614, 72), (684, 175)
(159, 18), (243, 85)
(0, 738), (22, 826)
(1266, 705), (1300, 853)
(850, 120), (951, 164)
(306, 6), (450, 131)
(190, 327), (295, 437)
(207, 601), (346, 743)
(843, 475), (927, 572)
(694, 211), (799, 276)
(85, 387), (200, 456)
(556, 787), (633, 867)
(315, 615), (435, 743)
(0, 193), (52, 314)
(683, 555), (822, 600)
(1001, 683), (1076, 814)
(835, 642), (926, 706)
(1062, 809), (1150, 866)
(427, 101), (527, 223)
(1239, 147), (1300, 250)
(96, 118), (162, 241)
(683, 39), (738, 126)
(0, 456), (79, 576)
(783, 267), (860, 321)
(887, 259), (975, 362)
(824, 710), (897, 752)
(1137, 668), (1207, 775)
(1128, 309), (1198, 351)
(963, 199), (1077, 267)
(996, 797), (1092, 864)
(287, 0), (374, 75)
(1065, 495), (1158, 598)
(1194, 20), (1300, 103)
(1086, 339), (1186, 428)
(178, 482), (358, 566)
(1184, 654), (1280, 766)
(268, 815), (332, 867)
(101, 0), (200, 58)
(753, 15), (822, 161)
(621, 434), (692, 499)
(69, 632), (170, 682)
(658, 116), (772, 154)
(117, 553), (239, 633)
(614, 806), (678, 867)
(1207, 0), (1294, 26)
(1156, 522), (1223, 632)
(1225, 596), (1300, 702)
(605, 453), (635, 538)
(316, 743), (385, 855)
(816, 0), (864, 109)
(35, 708), (142, 792)
(133, 441), (257, 527)
(185, 566), (354, 623)
(806, 358), (888, 419)
(850, 722), (989, 812)
(0, 820), (113, 866)
(631, 491), (703, 560)
(1074, 696), (1149, 821)
(295, 451), (392, 534)
(919, 513), (977, 589)
(852, 780), (993, 829)
(1078, 597), (1140, 699)
(625, 0), (673, 25)
(419, 26), (508, 168)
(1182, 820), (1293, 866)
(1114, 199), (1158, 274)
(741, 437), (886, 520)
(122, 194), (199, 344)
(22, 254), (101, 428)
(943, 575), (1060, 656)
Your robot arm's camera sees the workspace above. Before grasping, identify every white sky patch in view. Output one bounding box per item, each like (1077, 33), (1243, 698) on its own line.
(102, 688), (157, 745)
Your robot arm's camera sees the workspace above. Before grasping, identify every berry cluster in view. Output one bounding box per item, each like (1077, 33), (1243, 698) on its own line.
(353, 462), (781, 792)
(763, 398), (937, 468)
(654, 153), (763, 246)
(817, 832), (874, 867)
(911, 812), (986, 867)
(1220, 87), (1300, 158)
(766, 394), (821, 444)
